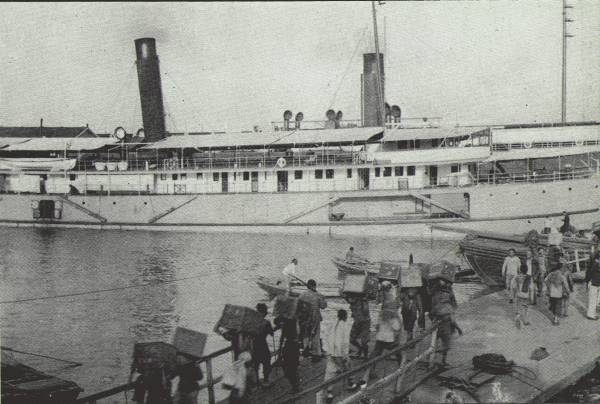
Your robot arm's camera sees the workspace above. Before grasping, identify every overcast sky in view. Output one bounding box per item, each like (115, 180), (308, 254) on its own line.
(1, 1), (598, 133)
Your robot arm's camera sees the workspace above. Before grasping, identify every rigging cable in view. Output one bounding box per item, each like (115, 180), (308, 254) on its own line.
(328, 26), (368, 110)
(0, 270), (226, 305)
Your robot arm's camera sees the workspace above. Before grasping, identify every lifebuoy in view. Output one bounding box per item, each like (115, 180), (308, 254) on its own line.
(575, 140), (583, 147)
(277, 157), (287, 168)
(523, 142), (531, 149)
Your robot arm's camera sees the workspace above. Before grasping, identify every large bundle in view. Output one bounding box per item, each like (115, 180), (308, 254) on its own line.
(427, 260), (457, 283)
(342, 273), (369, 294)
(401, 264), (424, 287)
(132, 342), (177, 374)
(378, 261), (402, 283)
(172, 327), (208, 359)
(214, 304), (264, 336)
(273, 295), (298, 319)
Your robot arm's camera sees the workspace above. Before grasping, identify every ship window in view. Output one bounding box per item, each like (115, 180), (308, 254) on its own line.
(315, 169), (323, 179)
(347, 169), (352, 178)
(407, 166), (416, 176)
(414, 139), (421, 148)
(160, 173), (167, 180)
(451, 164), (460, 173)
(395, 166), (404, 176)
(172, 174), (178, 180)
(294, 170), (303, 180)
(233, 172), (237, 181)
(180, 173), (187, 180)
(69, 174), (77, 181)
(375, 167), (381, 177)
(243, 171), (250, 181)
(196, 173), (203, 180)
(432, 139), (439, 148)
(213, 172), (220, 181)
(326, 169), (334, 179)
(383, 167), (392, 177)
(397, 140), (408, 150)
(264, 172), (267, 180)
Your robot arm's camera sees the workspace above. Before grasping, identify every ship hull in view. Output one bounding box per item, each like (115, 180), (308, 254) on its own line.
(0, 175), (598, 238)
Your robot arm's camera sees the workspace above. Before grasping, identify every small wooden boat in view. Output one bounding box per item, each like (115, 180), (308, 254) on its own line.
(459, 229), (595, 286)
(256, 276), (341, 299)
(331, 256), (380, 275)
(1, 351), (82, 403)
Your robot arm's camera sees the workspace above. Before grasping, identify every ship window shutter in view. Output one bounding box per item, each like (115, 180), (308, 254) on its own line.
(172, 174), (178, 180)
(180, 173), (187, 180)
(383, 167), (392, 177)
(394, 166), (404, 176)
(375, 167), (381, 177)
(213, 172), (220, 181)
(326, 169), (334, 179)
(197, 173), (203, 180)
(294, 170), (303, 180)
(315, 169), (323, 179)
(243, 172), (250, 181)
(347, 169), (352, 178)
(451, 164), (460, 173)
(160, 173), (167, 180)
(407, 166), (416, 176)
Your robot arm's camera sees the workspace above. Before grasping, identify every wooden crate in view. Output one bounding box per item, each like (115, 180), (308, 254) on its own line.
(172, 327), (208, 359)
(342, 273), (369, 294)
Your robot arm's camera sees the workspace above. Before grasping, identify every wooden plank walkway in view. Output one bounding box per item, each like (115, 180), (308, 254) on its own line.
(216, 328), (439, 404)
(410, 283), (600, 403)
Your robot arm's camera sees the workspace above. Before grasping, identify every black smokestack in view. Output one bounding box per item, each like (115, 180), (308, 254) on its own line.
(135, 38), (166, 142)
(362, 53), (385, 127)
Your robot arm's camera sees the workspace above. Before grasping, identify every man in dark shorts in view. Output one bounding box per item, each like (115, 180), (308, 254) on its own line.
(345, 294), (371, 359)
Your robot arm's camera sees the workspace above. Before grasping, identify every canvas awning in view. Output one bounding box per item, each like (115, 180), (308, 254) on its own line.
(3, 137), (118, 151)
(491, 125), (600, 145)
(372, 146), (490, 165)
(486, 145), (600, 162)
(143, 127), (385, 150)
(383, 126), (488, 142)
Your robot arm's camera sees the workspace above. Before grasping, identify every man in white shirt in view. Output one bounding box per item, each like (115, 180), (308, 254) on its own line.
(502, 249), (521, 303)
(282, 258), (298, 290)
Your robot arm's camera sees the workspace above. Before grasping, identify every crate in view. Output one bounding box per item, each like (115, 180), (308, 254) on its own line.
(172, 327), (207, 359)
(132, 342), (177, 373)
(342, 273), (369, 294)
(273, 295), (298, 319)
(214, 304), (264, 336)
(378, 262), (402, 282)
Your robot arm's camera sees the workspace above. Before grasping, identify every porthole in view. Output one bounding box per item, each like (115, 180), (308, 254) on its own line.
(568, 187), (572, 191)
(542, 190), (546, 194)
(489, 193), (493, 197)
(515, 192), (519, 195)
(82, 201), (86, 205)
(113, 201), (116, 205)
(144, 202), (148, 205)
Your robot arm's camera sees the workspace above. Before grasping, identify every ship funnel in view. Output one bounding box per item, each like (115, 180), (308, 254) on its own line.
(135, 38), (166, 142)
(361, 53), (385, 127)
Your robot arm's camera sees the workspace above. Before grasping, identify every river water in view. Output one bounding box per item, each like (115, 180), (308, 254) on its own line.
(0, 227), (482, 402)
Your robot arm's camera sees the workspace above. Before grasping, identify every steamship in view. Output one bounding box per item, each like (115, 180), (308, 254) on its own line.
(0, 34), (599, 237)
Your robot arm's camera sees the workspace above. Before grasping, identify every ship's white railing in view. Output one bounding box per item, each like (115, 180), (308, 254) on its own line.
(474, 167), (594, 185)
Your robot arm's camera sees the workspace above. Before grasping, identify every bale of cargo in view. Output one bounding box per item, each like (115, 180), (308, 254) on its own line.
(426, 260), (458, 283)
(172, 327), (208, 359)
(132, 342), (177, 374)
(342, 273), (369, 294)
(401, 264), (424, 287)
(214, 304), (264, 336)
(273, 295), (298, 319)
(378, 261), (402, 283)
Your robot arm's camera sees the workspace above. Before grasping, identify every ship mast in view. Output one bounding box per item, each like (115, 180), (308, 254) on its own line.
(371, 1), (385, 127)
(562, 0), (574, 123)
